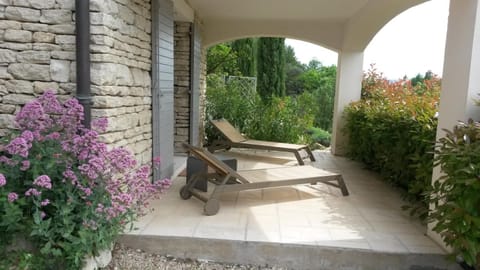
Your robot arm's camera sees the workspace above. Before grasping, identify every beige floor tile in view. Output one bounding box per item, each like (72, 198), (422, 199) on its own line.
(329, 228), (366, 241)
(141, 215), (201, 236)
(279, 226), (330, 245)
(363, 232), (409, 253)
(406, 245), (446, 254)
(317, 239), (371, 250)
(246, 227), (281, 242)
(193, 226), (245, 241)
(370, 221), (423, 234)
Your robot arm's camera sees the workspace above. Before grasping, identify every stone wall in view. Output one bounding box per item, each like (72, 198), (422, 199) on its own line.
(174, 21), (191, 154)
(0, 0), (153, 165)
(0, 0), (77, 135)
(89, 0), (153, 165)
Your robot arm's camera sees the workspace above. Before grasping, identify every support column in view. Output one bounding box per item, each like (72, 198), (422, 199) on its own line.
(428, 0), (480, 248)
(331, 51), (364, 155)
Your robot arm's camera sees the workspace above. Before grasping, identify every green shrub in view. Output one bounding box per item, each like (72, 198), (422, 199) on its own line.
(205, 75), (314, 145)
(307, 127), (331, 147)
(343, 69), (440, 207)
(248, 95), (313, 144)
(429, 120), (480, 269)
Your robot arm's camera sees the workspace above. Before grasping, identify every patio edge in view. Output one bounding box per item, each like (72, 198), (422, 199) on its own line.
(118, 235), (461, 270)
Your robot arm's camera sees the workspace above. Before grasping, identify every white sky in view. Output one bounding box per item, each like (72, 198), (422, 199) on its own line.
(285, 0), (449, 80)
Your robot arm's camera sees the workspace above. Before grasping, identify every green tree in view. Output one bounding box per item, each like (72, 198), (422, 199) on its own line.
(256, 37), (286, 101)
(298, 60), (337, 131)
(285, 45), (305, 95)
(231, 38), (257, 77)
(206, 43), (239, 75)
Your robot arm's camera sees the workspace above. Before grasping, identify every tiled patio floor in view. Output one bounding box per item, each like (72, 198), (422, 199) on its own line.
(128, 149), (445, 254)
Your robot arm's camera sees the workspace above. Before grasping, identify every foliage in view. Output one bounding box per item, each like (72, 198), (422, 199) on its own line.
(343, 67), (440, 207)
(0, 92), (171, 269)
(428, 120), (480, 269)
(248, 95), (314, 144)
(205, 75), (313, 145)
(297, 60), (336, 132)
(256, 37), (286, 101)
(231, 38), (257, 77)
(307, 127), (331, 147)
(285, 45), (306, 95)
(206, 43), (240, 75)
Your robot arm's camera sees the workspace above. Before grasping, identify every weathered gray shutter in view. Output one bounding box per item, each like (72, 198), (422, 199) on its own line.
(189, 21), (202, 146)
(152, 0), (174, 179)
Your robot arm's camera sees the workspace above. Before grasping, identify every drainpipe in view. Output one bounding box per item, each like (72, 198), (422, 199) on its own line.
(75, 0), (92, 129)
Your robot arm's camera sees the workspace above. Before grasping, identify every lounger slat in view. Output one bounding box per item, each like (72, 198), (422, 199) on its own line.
(238, 166), (338, 183)
(240, 140), (308, 151)
(209, 119), (316, 165)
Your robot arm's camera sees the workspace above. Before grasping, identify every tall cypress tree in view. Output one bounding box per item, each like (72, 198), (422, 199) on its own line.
(256, 37), (286, 101)
(231, 38), (256, 77)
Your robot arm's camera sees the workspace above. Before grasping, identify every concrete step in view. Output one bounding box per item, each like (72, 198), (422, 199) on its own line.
(119, 235), (461, 270)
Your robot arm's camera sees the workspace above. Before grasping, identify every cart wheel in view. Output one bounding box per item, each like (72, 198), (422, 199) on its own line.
(179, 185), (192, 200)
(204, 199), (220, 215)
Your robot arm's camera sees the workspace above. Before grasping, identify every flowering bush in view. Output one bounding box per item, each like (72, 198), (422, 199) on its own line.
(343, 68), (440, 215)
(0, 91), (171, 269)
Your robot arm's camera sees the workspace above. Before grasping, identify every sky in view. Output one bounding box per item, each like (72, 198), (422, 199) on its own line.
(285, 0), (449, 80)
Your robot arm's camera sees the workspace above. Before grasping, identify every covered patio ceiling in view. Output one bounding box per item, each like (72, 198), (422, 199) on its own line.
(175, 0), (428, 50)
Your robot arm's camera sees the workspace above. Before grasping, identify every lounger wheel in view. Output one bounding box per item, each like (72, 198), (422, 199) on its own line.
(204, 198), (220, 215)
(180, 185), (192, 200)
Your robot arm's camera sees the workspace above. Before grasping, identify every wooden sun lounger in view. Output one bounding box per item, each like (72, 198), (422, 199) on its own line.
(181, 143), (349, 215)
(209, 119), (316, 165)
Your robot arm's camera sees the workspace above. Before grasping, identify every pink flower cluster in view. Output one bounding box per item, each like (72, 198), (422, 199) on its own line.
(1, 90), (171, 228)
(33, 175), (52, 189)
(0, 173), (6, 187)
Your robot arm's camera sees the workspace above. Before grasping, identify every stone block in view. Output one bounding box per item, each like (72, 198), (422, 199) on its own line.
(0, 66), (12, 79)
(99, 131), (125, 144)
(0, 49), (16, 63)
(4, 29), (32, 42)
(33, 81), (58, 94)
(28, 0), (55, 9)
(91, 35), (114, 47)
(0, 114), (15, 128)
(5, 6), (40, 22)
(0, 104), (15, 114)
(12, 0), (31, 7)
(0, 84), (6, 95)
(0, 20), (21, 30)
(32, 43), (61, 51)
(0, 0), (12, 6)
(50, 59), (70, 82)
(40, 9), (72, 24)
(5, 79), (33, 93)
(33, 32), (55, 43)
(22, 22), (48, 32)
(8, 63), (50, 81)
(48, 24), (75, 34)
(56, 0), (74, 10)
(51, 50), (75, 60)
(17, 50), (50, 64)
(90, 63), (133, 86)
(118, 5), (135, 24)
(90, 0), (118, 14)
(55, 34), (75, 44)
(2, 93), (34, 105)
